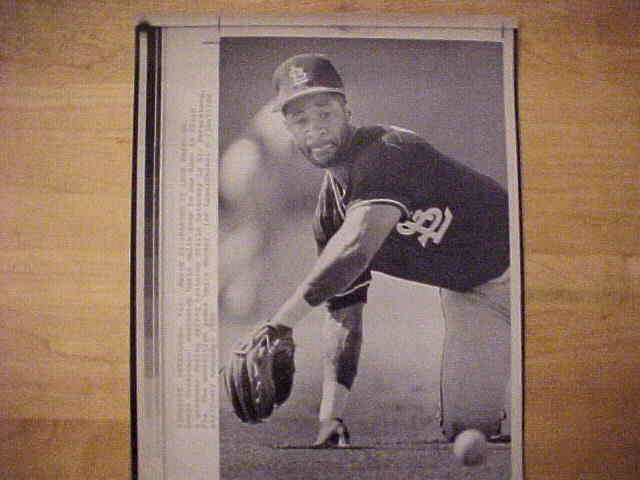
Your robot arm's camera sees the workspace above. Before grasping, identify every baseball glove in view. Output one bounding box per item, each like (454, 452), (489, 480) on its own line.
(223, 323), (295, 424)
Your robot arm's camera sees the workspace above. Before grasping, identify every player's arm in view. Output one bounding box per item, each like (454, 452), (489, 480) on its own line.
(270, 203), (402, 327)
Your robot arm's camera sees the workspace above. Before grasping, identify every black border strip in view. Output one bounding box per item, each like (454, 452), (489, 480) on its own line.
(143, 21), (162, 427)
(130, 22), (143, 480)
(130, 21), (162, 480)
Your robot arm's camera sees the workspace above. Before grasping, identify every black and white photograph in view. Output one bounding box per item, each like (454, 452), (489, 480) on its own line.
(132, 16), (522, 480)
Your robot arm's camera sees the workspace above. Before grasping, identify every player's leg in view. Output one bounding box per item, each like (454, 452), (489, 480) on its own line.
(439, 270), (511, 441)
(481, 270), (512, 439)
(314, 302), (363, 446)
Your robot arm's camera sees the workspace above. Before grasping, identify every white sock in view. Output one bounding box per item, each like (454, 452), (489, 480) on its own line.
(319, 380), (350, 422)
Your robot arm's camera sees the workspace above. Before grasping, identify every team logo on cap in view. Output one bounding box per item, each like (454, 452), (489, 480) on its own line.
(289, 65), (309, 87)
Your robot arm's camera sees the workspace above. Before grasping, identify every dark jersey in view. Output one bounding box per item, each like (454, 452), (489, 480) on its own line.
(313, 125), (510, 310)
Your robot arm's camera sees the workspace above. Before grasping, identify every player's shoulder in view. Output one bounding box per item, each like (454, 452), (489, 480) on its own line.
(381, 125), (426, 147)
(352, 124), (425, 147)
(349, 125), (440, 173)
(352, 124), (438, 157)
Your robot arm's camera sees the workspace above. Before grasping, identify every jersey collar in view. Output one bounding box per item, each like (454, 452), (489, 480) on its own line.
(327, 171), (347, 220)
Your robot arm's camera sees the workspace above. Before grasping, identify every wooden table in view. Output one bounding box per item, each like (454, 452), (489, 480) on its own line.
(1, 2), (638, 479)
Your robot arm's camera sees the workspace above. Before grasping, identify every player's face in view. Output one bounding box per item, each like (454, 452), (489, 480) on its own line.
(283, 93), (352, 168)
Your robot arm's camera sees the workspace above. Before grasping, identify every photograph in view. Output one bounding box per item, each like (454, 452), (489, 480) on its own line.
(217, 29), (520, 480)
(132, 17), (522, 480)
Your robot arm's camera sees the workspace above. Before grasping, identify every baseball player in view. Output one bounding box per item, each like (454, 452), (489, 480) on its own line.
(230, 53), (512, 447)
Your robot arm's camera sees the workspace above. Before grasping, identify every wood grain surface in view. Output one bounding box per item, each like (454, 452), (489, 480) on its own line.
(1, 1), (638, 479)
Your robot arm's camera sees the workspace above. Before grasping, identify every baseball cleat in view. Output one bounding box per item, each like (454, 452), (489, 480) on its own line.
(312, 418), (351, 448)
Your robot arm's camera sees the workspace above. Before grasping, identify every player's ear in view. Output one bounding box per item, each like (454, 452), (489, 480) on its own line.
(335, 94), (350, 119)
(344, 104), (352, 121)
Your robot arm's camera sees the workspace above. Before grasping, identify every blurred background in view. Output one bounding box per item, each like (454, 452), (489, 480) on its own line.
(217, 36), (507, 450)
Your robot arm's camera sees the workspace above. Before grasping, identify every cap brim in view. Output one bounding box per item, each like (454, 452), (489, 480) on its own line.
(271, 87), (346, 113)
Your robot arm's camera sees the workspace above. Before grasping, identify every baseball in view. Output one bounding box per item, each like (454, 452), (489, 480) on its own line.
(453, 429), (487, 466)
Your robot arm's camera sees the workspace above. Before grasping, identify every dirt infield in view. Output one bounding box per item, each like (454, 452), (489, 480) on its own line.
(219, 301), (511, 480)
(219, 411), (510, 479)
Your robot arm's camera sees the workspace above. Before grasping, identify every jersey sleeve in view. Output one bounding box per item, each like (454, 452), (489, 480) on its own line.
(313, 175), (371, 311)
(345, 140), (414, 220)
(325, 270), (371, 311)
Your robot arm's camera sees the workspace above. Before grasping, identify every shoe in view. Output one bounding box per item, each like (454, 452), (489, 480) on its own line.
(312, 418), (351, 448)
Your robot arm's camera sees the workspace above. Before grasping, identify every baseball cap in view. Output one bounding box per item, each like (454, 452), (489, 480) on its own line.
(272, 54), (345, 112)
